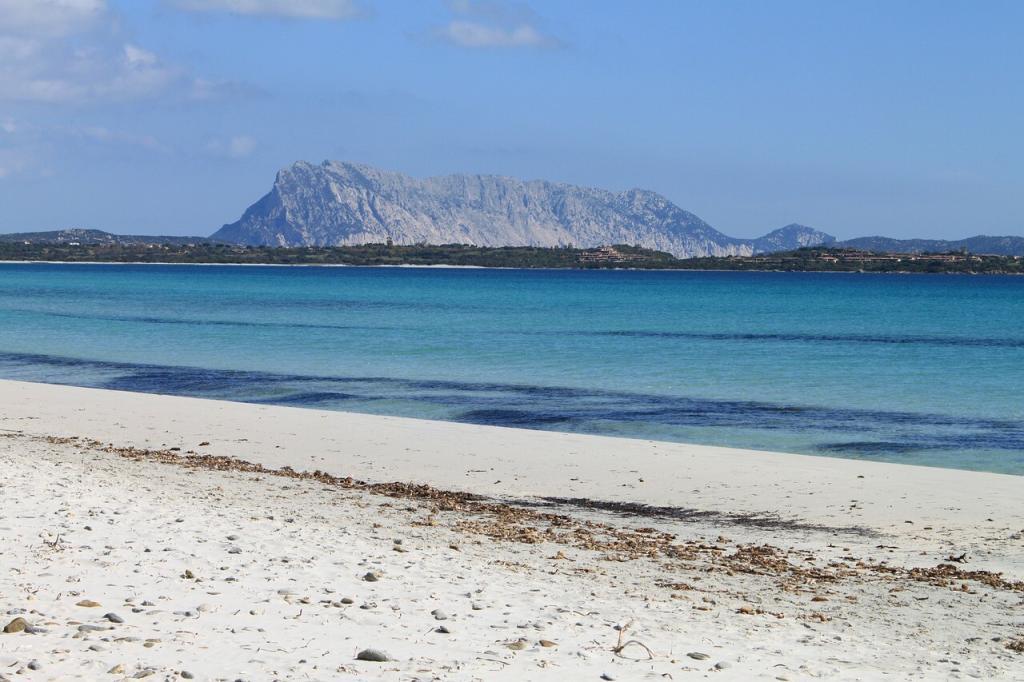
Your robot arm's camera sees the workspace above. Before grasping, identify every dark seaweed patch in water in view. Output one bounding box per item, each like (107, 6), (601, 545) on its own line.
(250, 391), (360, 405)
(459, 409), (573, 427)
(586, 330), (1024, 349)
(817, 441), (941, 455)
(23, 310), (393, 333)
(1, 350), (1023, 462)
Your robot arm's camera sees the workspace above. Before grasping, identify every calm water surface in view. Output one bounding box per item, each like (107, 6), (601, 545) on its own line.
(0, 263), (1021, 474)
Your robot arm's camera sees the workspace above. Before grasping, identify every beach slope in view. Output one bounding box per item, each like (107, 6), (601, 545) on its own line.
(0, 380), (1021, 679)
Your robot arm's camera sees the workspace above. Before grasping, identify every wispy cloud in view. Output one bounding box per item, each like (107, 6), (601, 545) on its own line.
(170, 0), (362, 20)
(0, 0), (107, 36)
(0, 1), (225, 103)
(434, 0), (561, 50)
(77, 125), (169, 153)
(205, 135), (257, 159)
(0, 40), (183, 103)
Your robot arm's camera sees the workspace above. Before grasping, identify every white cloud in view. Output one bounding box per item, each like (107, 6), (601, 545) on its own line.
(0, 38), (183, 102)
(1, 118), (15, 134)
(0, 3), (196, 103)
(78, 125), (168, 152)
(438, 20), (550, 49)
(171, 0), (361, 20)
(123, 43), (157, 67)
(0, 35), (40, 60)
(0, 0), (106, 37)
(206, 135), (257, 159)
(435, 1), (560, 49)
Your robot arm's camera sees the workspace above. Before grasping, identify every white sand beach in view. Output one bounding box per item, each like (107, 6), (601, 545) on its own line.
(1, 379), (1022, 680)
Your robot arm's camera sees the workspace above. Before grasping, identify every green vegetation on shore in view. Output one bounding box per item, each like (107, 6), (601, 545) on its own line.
(0, 241), (1021, 274)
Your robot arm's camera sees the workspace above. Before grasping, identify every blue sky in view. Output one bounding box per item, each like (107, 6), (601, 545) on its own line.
(0, 0), (1021, 239)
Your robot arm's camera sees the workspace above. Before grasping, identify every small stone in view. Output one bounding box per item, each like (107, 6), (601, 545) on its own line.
(27, 661), (41, 671)
(226, 534), (239, 541)
(715, 661), (732, 670)
(356, 648), (392, 662)
(363, 571), (380, 582)
(103, 613), (124, 624)
(539, 639), (557, 647)
(340, 597), (354, 605)
(431, 609), (448, 621)
(76, 600), (101, 608)
(182, 570), (195, 580)
(108, 664), (125, 674)
(506, 639), (528, 650)
(601, 674), (615, 681)
(687, 652), (710, 660)
(2, 617), (27, 634)
(133, 670), (155, 679)
(181, 672), (195, 679)
(89, 644), (106, 652)
(436, 625), (451, 634)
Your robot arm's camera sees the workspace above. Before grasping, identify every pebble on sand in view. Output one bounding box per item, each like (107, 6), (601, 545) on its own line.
(2, 618), (27, 634)
(356, 648), (392, 662)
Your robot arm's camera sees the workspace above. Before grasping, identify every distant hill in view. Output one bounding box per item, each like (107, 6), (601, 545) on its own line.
(752, 223), (836, 253)
(0, 229), (211, 246)
(211, 160), (835, 258)
(836, 235), (1024, 256)
(6, 169), (1022, 257)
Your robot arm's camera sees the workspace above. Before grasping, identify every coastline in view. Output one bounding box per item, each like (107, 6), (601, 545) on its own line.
(1, 259), (1020, 274)
(1, 380), (1021, 546)
(1, 379), (1022, 679)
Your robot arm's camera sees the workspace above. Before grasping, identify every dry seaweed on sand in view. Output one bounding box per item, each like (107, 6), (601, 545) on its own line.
(37, 433), (1024, 597)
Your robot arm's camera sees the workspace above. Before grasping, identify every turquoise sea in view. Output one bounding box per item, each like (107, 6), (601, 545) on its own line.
(0, 263), (1021, 474)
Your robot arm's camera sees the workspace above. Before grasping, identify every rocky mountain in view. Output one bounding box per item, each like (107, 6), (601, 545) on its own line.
(0, 228), (210, 246)
(212, 161), (834, 257)
(751, 224), (836, 253)
(836, 235), (1024, 256)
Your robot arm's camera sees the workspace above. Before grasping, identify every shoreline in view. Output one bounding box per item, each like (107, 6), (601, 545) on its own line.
(1, 379), (1022, 678)
(1, 259), (1020, 275)
(2, 379), (1021, 549)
